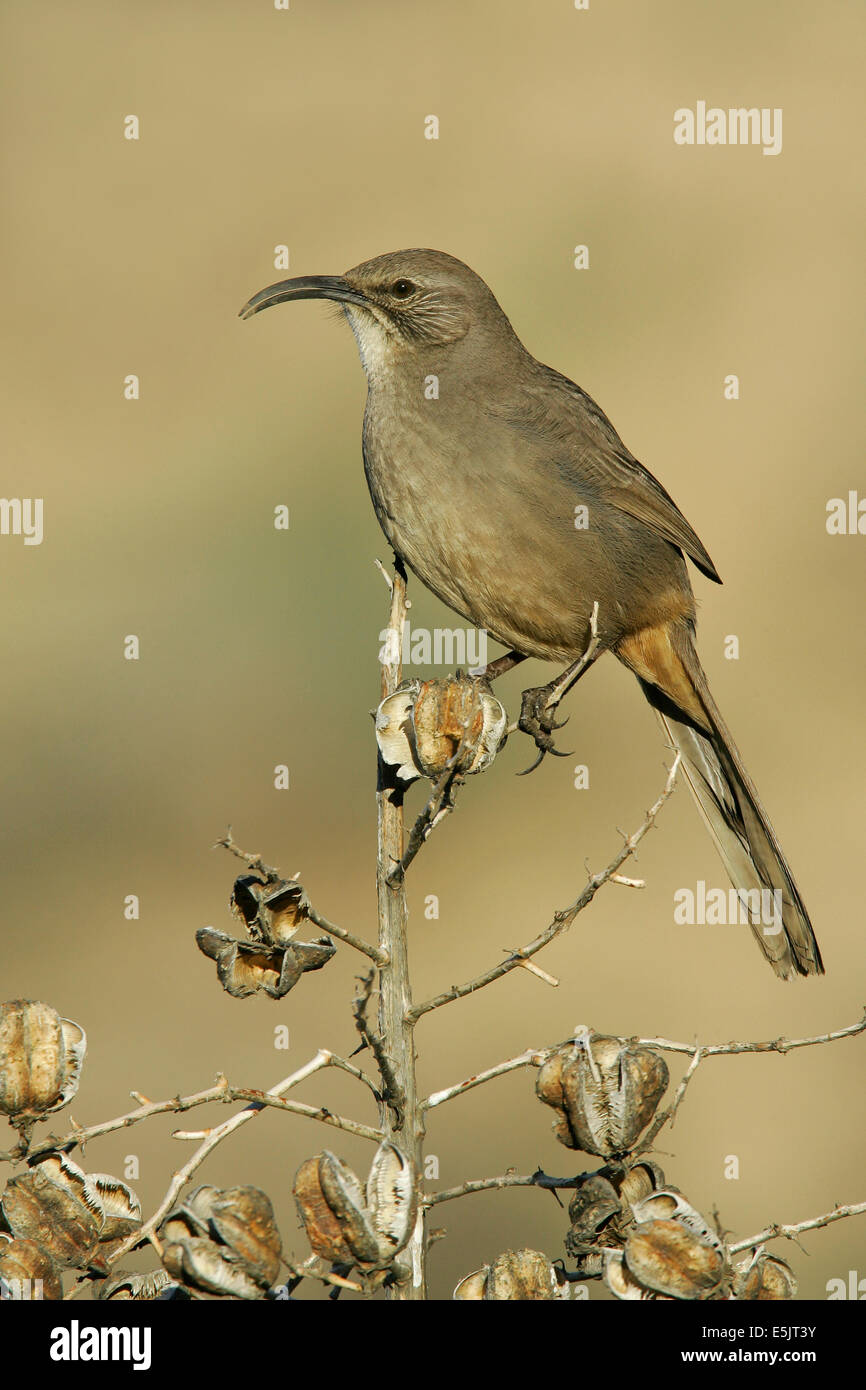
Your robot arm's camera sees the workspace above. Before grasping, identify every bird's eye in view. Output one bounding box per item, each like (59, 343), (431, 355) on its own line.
(390, 279), (415, 298)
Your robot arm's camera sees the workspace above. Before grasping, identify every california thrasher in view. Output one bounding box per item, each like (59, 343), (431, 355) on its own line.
(240, 249), (823, 980)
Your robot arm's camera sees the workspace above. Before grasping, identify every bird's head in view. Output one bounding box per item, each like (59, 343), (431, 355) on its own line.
(240, 248), (522, 381)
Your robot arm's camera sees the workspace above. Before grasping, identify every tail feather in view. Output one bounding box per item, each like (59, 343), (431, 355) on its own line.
(624, 623), (823, 979)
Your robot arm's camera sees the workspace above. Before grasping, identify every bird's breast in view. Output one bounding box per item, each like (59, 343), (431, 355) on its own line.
(360, 389), (632, 660)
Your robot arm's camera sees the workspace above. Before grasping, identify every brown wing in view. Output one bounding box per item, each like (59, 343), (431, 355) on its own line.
(602, 463), (721, 583)
(512, 363), (722, 584)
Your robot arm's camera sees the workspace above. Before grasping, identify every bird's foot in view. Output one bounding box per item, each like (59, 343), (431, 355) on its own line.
(517, 684), (573, 774)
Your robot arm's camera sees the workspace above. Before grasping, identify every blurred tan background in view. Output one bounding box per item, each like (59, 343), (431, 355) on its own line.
(1, 0), (863, 1299)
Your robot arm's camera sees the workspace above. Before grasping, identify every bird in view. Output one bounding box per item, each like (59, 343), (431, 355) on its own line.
(240, 248), (823, 980)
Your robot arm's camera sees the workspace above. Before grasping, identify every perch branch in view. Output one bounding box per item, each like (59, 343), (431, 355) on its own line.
(408, 753), (681, 1022)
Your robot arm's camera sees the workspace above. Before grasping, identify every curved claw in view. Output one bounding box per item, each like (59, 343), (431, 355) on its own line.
(515, 735), (575, 774)
(517, 747), (547, 776)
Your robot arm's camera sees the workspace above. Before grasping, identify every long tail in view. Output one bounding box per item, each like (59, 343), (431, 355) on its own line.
(616, 619), (823, 979)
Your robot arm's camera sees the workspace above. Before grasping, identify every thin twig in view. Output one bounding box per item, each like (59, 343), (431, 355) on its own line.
(636, 1011), (866, 1057)
(374, 557), (394, 595)
(728, 1202), (866, 1255)
(352, 971), (404, 1123)
(173, 1090), (382, 1145)
(424, 1169), (587, 1209)
(423, 1049), (552, 1111)
(386, 762), (463, 887)
(306, 904), (389, 967)
(214, 828), (281, 881)
(513, 957), (559, 987)
(634, 1048), (705, 1154)
(408, 754), (681, 1023)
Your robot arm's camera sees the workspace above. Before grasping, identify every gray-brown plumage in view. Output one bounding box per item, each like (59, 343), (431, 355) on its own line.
(241, 248), (823, 980)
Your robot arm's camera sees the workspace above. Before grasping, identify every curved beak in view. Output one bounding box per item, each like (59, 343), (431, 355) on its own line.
(239, 275), (371, 321)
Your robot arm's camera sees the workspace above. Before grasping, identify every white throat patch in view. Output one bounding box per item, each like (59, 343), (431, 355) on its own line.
(343, 305), (399, 385)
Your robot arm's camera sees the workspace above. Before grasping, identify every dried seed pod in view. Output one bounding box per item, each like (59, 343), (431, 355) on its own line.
(0, 1000), (86, 1133)
(566, 1161), (669, 1257)
(230, 876), (310, 946)
(196, 927), (335, 999)
(734, 1251), (798, 1300)
(88, 1174), (142, 1244)
(159, 1183), (281, 1299)
(565, 1173), (622, 1254)
(259, 881), (310, 944)
(99, 1269), (191, 1300)
(452, 1267), (488, 1300)
(623, 1220), (731, 1300)
(162, 1234), (267, 1299)
(294, 1144), (417, 1270)
(230, 875), (265, 932)
(318, 1152), (382, 1265)
(631, 1189), (723, 1253)
(160, 1189), (216, 1247)
(365, 1142), (417, 1261)
(376, 677), (507, 782)
(453, 1249), (563, 1301)
(0, 1234), (63, 1299)
(375, 684), (420, 782)
(617, 1160), (667, 1209)
(206, 1187), (282, 1289)
(605, 1248), (667, 1301)
(1, 1153), (103, 1270)
(293, 1155), (357, 1265)
(536, 1035), (669, 1157)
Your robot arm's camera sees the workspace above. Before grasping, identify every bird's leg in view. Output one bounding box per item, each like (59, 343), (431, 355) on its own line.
(518, 605), (603, 774)
(474, 649), (528, 682)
